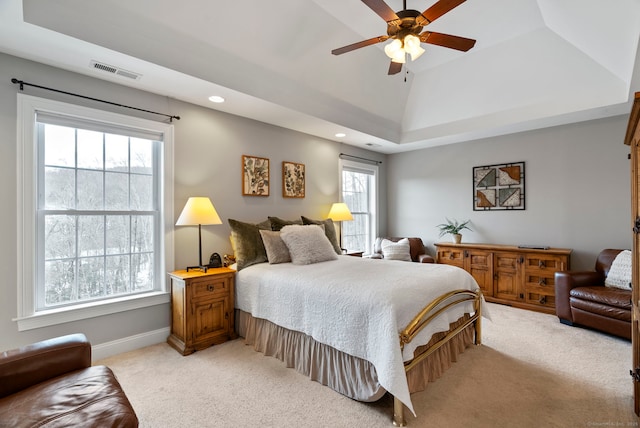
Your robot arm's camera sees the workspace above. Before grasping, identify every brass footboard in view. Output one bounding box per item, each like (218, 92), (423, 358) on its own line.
(392, 289), (483, 427)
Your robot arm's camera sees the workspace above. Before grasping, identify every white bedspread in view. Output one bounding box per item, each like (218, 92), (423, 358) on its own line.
(235, 256), (484, 415)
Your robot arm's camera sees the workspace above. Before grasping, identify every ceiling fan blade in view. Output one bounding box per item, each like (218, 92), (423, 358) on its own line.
(332, 35), (389, 55)
(420, 31), (476, 51)
(417, 0), (466, 25)
(361, 0), (400, 22)
(388, 61), (403, 75)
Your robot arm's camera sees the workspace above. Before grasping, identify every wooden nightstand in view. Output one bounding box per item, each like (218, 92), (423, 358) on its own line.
(346, 251), (364, 257)
(167, 267), (237, 355)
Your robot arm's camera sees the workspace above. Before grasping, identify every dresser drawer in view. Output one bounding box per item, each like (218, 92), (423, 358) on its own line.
(191, 275), (229, 298)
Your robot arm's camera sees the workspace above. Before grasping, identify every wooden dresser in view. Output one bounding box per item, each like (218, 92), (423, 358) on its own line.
(167, 267), (236, 355)
(435, 242), (571, 314)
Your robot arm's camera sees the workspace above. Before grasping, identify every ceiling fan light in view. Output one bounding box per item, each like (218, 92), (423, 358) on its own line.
(384, 39), (403, 59)
(391, 51), (406, 64)
(409, 45), (425, 61)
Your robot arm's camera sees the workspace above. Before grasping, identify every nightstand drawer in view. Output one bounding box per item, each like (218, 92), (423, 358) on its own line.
(191, 276), (229, 298)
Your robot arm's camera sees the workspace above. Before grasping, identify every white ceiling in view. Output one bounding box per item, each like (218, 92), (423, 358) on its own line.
(1, 0), (639, 154)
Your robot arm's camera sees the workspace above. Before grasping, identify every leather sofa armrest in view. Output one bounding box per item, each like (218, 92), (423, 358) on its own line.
(418, 254), (435, 263)
(0, 333), (91, 398)
(554, 271), (605, 323)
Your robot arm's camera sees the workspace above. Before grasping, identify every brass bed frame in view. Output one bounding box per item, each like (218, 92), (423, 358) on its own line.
(238, 288), (483, 426)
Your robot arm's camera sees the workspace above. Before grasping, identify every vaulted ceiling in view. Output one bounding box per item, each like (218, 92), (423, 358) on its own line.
(1, 0), (639, 153)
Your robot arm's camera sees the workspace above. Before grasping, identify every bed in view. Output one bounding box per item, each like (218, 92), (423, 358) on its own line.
(229, 220), (486, 426)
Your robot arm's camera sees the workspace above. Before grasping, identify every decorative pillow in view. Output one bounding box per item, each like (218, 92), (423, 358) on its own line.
(300, 216), (341, 255)
(259, 230), (291, 264)
(605, 250), (632, 290)
(381, 238), (412, 261)
(280, 225), (338, 265)
(268, 216), (302, 231)
(228, 219), (270, 270)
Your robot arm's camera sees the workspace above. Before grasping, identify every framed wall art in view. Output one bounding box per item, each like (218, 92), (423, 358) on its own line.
(242, 155), (270, 196)
(473, 161), (525, 211)
(282, 161), (305, 198)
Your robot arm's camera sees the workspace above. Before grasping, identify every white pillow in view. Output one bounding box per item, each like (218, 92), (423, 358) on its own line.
(259, 230), (291, 264)
(280, 225), (338, 265)
(605, 250), (632, 290)
(381, 238), (412, 261)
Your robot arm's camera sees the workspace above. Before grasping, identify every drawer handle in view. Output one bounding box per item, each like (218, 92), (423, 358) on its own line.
(539, 296), (547, 305)
(538, 278), (547, 286)
(207, 285), (215, 292)
(538, 260), (546, 268)
(449, 254), (454, 260)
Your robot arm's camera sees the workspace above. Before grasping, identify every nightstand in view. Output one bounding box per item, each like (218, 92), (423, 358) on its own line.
(167, 267), (237, 355)
(347, 251), (364, 257)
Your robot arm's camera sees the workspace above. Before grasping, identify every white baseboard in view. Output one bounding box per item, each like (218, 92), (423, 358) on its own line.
(92, 327), (170, 362)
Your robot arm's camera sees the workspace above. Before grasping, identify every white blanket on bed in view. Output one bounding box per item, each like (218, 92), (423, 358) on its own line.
(235, 256), (485, 415)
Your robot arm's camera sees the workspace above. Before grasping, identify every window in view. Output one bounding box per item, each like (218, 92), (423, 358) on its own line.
(339, 159), (378, 255)
(17, 94), (174, 330)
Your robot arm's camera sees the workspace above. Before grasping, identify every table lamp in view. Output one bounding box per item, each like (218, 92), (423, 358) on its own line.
(327, 202), (353, 252)
(176, 197), (222, 272)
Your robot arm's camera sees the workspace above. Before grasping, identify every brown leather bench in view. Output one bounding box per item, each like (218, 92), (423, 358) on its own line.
(0, 333), (138, 427)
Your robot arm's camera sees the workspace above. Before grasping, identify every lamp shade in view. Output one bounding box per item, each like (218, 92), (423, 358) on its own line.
(175, 197), (222, 226)
(327, 203), (353, 222)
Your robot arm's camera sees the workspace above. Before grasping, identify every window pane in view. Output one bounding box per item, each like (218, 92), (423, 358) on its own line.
(105, 133), (129, 172)
(131, 174), (153, 210)
(44, 215), (76, 259)
(106, 216), (130, 255)
(44, 124), (75, 167)
(106, 255), (130, 294)
(78, 216), (104, 257)
(44, 259), (75, 305)
(44, 167), (75, 209)
(78, 257), (105, 299)
(131, 138), (153, 175)
(77, 169), (104, 210)
(77, 129), (103, 170)
(132, 253), (154, 291)
(131, 216), (153, 253)
(105, 171), (129, 210)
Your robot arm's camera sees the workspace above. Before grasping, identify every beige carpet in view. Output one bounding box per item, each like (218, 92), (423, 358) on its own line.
(98, 303), (636, 427)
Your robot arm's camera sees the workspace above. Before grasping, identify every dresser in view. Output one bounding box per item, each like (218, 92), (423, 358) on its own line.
(167, 267), (236, 355)
(435, 242), (571, 314)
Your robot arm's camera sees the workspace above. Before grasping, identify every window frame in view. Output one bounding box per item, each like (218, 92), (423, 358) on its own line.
(15, 94), (174, 331)
(338, 158), (378, 255)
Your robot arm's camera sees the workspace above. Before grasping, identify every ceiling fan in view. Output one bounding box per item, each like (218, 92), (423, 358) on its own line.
(331, 0), (476, 75)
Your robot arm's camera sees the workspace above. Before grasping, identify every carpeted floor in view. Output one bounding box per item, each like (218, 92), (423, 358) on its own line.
(98, 303), (636, 427)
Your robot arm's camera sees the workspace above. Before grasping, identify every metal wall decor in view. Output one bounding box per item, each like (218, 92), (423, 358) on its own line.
(242, 155), (270, 196)
(282, 161), (305, 198)
(473, 161), (525, 210)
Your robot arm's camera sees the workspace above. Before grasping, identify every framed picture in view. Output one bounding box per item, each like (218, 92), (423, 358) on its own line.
(473, 161), (525, 211)
(242, 155), (270, 196)
(282, 161), (305, 198)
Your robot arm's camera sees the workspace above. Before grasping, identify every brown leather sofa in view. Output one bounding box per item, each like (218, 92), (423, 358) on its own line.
(0, 333), (139, 427)
(371, 237), (435, 263)
(555, 249), (631, 340)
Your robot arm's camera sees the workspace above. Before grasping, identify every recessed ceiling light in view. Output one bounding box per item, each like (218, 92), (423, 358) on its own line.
(208, 95), (225, 103)
(335, 133), (346, 138)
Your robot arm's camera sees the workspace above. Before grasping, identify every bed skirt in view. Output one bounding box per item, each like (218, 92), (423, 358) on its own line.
(236, 309), (474, 402)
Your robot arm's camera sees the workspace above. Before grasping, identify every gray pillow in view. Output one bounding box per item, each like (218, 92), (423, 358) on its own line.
(228, 219), (270, 270)
(300, 216), (341, 255)
(259, 230), (291, 264)
(280, 225), (338, 265)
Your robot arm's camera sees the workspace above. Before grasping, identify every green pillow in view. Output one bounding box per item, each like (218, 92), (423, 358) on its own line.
(300, 216), (341, 255)
(228, 219), (270, 270)
(268, 216), (302, 231)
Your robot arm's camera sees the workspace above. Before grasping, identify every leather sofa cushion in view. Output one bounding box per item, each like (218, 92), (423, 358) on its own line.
(0, 365), (138, 428)
(569, 286), (631, 310)
(570, 297), (631, 322)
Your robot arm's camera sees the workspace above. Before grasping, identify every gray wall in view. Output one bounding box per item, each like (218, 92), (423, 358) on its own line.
(0, 53), (386, 352)
(387, 115), (632, 270)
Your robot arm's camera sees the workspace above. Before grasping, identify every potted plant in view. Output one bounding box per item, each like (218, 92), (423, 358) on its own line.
(437, 218), (472, 244)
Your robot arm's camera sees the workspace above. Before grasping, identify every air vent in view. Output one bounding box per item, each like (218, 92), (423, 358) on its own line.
(90, 60), (142, 80)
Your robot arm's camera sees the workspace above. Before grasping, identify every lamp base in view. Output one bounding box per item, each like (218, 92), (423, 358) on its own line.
(186, 265), (209, 273)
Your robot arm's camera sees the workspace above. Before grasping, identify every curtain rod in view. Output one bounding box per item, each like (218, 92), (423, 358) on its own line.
(11, 78), (180, 122)
(339, 153), (382, 165)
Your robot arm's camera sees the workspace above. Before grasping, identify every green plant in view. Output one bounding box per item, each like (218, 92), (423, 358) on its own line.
(436, 218), (472, 237)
